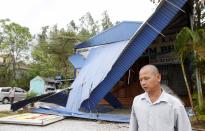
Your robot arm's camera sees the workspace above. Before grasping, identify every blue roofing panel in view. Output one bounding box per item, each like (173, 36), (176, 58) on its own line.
(81, 0), (188, 110)
(66, 41), (129, 111)
(75, 21), (142, 49)
(69, 53), (85, 69)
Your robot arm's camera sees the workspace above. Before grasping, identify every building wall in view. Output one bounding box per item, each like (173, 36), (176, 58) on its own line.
(30, 77), (45, 95)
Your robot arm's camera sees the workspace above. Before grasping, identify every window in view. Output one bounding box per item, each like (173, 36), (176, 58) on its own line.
(1, 88), (11, 92)
(15, 88), (25, 93)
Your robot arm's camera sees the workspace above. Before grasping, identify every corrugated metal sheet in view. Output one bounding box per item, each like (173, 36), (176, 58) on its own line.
(69, 53), (85, 69)
(75, 21), (142, 49)
(104, 92), (123, 109)
(81, 0), (188, 110)
(66, 41), (129, 111)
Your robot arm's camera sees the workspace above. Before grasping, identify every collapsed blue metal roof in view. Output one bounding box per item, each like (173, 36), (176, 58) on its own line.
(81, 0), (189, 110)
(67, 41), (129, 111)
(75, 21), (142, 49)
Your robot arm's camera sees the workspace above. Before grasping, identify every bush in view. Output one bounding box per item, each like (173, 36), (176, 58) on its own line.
(192, 91), (205, 115)
(26, 91), (38, 99)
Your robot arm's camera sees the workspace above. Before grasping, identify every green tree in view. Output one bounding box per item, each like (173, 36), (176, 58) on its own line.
(30, 11), (115, 82)
(79, 12), (99, 37)
(48, 26), (77, 78)
(31, 26), (52, 77)
(101, 10), (113, 30)
(191, 29), (205, 111)
(67, 20), (78, 32)
(77, 27), (91, 42)
(0, 19), (32, 86)
(176, 27), (205, 116)
(175, 27), (197, 118)
(31, 25), (77, 79)
(194, 0), (205, 28)
(150, 0), (161, 4)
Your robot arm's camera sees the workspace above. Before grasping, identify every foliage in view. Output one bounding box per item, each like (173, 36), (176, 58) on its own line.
(48, 27), (76, 78)
(176, 27), (205, 119)
(193, 29), (205, 59)
(0, 11), (115, 89)
(26, 91), (38, 99)
(101, 10), (113, 30)
(198, 115), (205, 121)
(193, 91), (205, 115)
(78, 12), (99, 38)
(77, 11), (114, 40)
(30, 25), (77, 79)
(175, 27), (194, 60)
(67, 20), (78, 32)
(175, 27), (198, 119)
(29, 11), (115, 80)
(175, 27), (205, 59)
(0, 19), (32, 88)
(150, 0), (161, 4)
(194, 0), (205, 28)
(175, 27), (205, 74)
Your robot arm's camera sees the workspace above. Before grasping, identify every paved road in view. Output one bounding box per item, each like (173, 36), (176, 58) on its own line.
(0, 103), (10, 112)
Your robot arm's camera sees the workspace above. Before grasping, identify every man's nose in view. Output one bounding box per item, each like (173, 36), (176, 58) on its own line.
(140, 80), (146, 86)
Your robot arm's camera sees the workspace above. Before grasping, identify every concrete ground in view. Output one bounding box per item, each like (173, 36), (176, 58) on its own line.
(0, 103), (10, 112)
(0, 103), (202, 131)
(0, 103), (129, 131)
(0, 118), (129, 131)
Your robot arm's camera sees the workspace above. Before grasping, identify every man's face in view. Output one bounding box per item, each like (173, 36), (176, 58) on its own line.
(139, 68), (161, 93)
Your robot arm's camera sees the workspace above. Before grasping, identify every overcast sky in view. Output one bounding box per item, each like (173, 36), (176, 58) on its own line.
(0, 0), (156, 35)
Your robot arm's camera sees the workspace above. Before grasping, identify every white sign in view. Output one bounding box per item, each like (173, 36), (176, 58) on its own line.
(0, 113), (64, 126)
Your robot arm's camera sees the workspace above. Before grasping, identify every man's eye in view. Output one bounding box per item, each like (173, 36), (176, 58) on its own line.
(139, 78), (149, 81)
(144, 77), (150, 80)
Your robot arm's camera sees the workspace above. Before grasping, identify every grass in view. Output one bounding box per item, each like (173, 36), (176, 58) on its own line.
(191, 115), (205, 129)
(0, 111), (16, 118)
(0, 109), (28, 118)
(198, 115), (205, 121)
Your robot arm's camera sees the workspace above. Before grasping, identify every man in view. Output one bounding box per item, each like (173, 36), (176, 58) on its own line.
(9, 87), (15, 105)
(129, 65), (192, 131)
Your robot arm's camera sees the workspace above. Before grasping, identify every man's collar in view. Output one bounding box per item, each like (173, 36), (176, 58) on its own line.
(141, 90), (169, 104)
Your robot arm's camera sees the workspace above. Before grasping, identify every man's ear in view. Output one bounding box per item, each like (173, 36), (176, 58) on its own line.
(157, 73), (161, 82)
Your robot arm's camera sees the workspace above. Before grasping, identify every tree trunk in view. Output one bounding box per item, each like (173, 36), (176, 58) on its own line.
(12, 53), (16, 83)
(195, 67), (204, 109)
(11, 41), (16, 83)
(180, 56), (198, 121)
